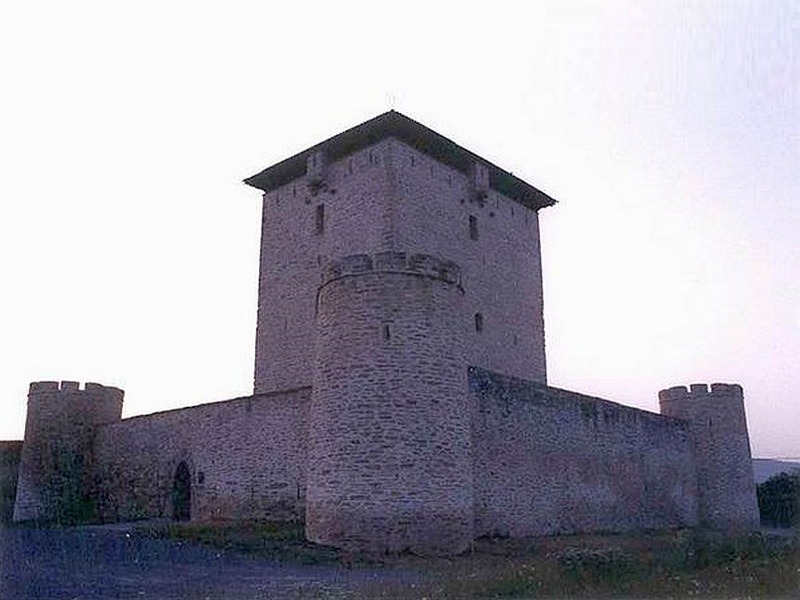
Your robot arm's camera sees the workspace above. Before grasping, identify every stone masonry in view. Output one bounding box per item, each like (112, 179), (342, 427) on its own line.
(0, 441), (22, 523)
(308, 252), (472, 554)
(9, 111), (759, 555)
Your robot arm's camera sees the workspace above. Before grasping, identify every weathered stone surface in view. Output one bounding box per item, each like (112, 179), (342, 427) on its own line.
(0, 441), (22, 523)
(13, 382), (123, 522)
(659, 384), (759, 529)
(93, 388), (309, 523)
(254, 135), (547, 395)
(308, 253), (472, 555)
(470, 368), (699, 536)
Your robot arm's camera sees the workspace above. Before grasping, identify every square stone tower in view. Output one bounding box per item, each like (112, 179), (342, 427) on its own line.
(245, 111), (556, 395)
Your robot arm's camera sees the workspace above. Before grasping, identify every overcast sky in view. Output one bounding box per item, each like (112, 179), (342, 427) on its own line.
(1, 1), (797, 459)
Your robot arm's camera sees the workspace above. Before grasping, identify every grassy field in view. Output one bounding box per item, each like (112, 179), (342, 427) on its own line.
(141, 521), (799, 598)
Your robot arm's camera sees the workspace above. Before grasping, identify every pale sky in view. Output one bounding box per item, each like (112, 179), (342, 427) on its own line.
(0, 1), (797, 459)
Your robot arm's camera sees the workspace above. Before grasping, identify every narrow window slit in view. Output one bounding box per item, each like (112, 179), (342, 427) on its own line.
(469, 215), (479, 240)
(315, 204), (325, 235)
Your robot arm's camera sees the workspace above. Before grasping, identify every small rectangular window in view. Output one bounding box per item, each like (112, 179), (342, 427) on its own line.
(474, 312), (483, 332)
(315, 204), (325, 235)
(469, 215), (479, 240)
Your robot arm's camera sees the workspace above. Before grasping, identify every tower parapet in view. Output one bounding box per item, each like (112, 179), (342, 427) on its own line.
(13, 381), (123, 523)
(659, 383), (759, 529)
(320, 251), (462, 286)
(307, 252), (472, 555)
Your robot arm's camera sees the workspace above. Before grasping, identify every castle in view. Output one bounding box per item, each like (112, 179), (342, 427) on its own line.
(9, 111), (759, 555)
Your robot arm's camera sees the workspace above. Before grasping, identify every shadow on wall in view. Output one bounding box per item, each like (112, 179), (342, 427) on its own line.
(0, 442), (23, 523)
(171, 461), (192, 522)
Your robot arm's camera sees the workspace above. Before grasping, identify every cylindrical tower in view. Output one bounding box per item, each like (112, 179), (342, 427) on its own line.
(307, 252), (473, 555)
(659, 383), (759, 529)
(13, 381), (124, 523)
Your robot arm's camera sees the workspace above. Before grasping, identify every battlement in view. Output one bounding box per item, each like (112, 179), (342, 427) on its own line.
(28, 380), (124, 400)
(320, 252), (462, 288)
(658, 383), (743, 404)
(28, 381), (61, 392)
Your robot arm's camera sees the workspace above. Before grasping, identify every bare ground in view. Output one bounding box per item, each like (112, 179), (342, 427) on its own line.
(0, 524), (418, 600)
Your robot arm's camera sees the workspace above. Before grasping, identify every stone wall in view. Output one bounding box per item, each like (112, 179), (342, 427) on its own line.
(93, 388), (309, 522)
(0, 441), (22, 523)
(254, 140), (396, 394)
(390, 140), (547, 384)
(11, 369), (759, 547)
(470, 368), (699, 537)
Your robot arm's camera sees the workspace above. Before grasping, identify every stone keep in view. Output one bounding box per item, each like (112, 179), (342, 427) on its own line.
(244, 112), (553, 553)
(247, 112), (551, 396)
(11, 111), (760, 554)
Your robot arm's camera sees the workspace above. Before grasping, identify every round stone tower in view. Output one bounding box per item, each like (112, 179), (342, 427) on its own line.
(13, 381), (124, 523)
(659, 383), (759, 529)
(306, 251), (474, 555)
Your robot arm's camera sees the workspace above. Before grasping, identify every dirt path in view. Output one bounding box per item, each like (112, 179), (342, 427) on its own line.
(0, 525), (419, 599)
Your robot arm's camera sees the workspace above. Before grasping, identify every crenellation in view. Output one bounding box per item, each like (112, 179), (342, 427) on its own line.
(658, 385), (688, 402)
(660, 383), (746, 404)
(321, 252), (463, 289)
(27, 380), (125, 396)
(29, 381), (59, 393)
(710, 382), (744, 396)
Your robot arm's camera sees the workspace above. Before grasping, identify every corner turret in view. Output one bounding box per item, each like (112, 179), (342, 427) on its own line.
(13, 381), (123, 523)
(659, 383), (759, 529)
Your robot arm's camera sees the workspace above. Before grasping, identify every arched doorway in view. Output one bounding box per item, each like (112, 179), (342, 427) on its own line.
(172, 461), (191, 521)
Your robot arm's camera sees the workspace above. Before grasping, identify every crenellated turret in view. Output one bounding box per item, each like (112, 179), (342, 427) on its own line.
(659, 383), (759, 529)
(13, 381), (123, 523)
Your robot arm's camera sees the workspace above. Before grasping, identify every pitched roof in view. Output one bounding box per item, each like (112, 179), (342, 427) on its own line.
(244, 111), (557, 211)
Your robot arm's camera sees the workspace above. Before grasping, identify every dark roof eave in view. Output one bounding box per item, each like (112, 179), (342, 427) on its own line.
(244, 111), (557, 211)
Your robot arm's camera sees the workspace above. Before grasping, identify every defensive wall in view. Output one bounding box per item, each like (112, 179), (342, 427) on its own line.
(92, 387), (309, 522)
(470, 368), (699, 537)
(10, 371), (758, 552)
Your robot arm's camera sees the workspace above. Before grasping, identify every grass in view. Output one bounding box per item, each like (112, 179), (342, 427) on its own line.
(409, 530), (800, 599)
(137, 521), (800, 598)
(137, 519), (340, 564)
